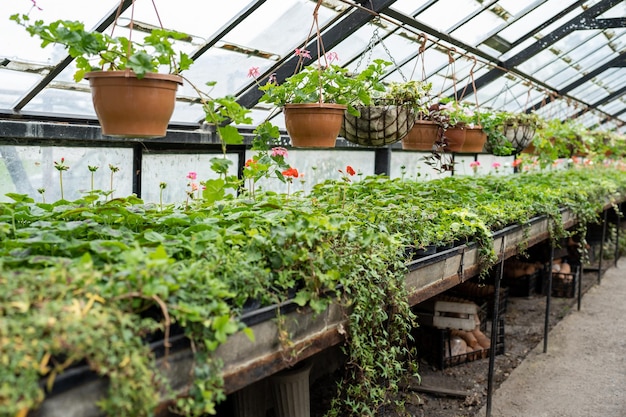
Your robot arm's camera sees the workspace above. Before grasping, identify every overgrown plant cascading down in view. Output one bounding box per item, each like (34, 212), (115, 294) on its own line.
(2, 166), (626, 416)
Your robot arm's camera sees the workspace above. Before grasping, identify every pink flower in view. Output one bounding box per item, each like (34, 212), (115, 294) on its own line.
(469, 161), (480, 168)
(326, 51), (339, 63)
(247, 67), (260, 78)
(187, 171), (197, 180)
(190, 182), (198, 192)
(439, 102), (454, 112)
(491, 162), (501, 169)
(271, 147), (288, 158)
(295, 48), (311, 59)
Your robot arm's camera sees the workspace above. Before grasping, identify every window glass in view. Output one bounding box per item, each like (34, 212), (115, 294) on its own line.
(0, 145), (132, 202)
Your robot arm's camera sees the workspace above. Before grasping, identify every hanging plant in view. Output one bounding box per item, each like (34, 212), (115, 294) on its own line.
(12, 4), (194, 138)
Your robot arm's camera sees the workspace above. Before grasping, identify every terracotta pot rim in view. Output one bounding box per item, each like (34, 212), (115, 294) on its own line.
(84, 70), (183, 85)
(413, 119), (439, 125)
(284, 103), (347, 110)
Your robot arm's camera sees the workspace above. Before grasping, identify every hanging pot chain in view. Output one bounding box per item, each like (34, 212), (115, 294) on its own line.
(353, 25), (379, 74)
(353, 19), (407, 82)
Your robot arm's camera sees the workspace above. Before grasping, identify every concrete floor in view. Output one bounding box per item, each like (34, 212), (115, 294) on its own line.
(478, 257), (626, 417)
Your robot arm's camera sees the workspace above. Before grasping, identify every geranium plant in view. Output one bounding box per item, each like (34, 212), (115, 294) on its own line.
(12, 5), (252, 145)
(11, 14), (193, 81)
(257, 54), (390, 117)
(437, 99), (480, 128)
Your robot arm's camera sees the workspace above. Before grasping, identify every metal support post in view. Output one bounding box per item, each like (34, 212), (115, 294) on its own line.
(374, 147), (391, 176)
(615, 205), (621, 267)
(598, 209), (608, 284)
(543, 241), (555, 353)
(486, 236), (506, 417)
(576, 264), (582, 311)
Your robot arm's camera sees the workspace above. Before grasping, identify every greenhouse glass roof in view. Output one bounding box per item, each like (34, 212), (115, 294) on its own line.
(1, 0), (625, 133)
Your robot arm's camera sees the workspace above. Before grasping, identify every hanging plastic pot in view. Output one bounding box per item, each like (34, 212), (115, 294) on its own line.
(283, 103), (346, 148)
(85, 70), (182, 138)
(402, 120), (441, 151)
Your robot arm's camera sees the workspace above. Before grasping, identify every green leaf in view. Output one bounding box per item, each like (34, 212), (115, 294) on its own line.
(126, 51), (153, 77)
(218, 125), (243, 145)
(202, 179), (226, 204)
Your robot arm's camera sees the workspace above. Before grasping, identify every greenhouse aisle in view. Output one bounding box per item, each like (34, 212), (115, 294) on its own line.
(478, 257), (626, 417)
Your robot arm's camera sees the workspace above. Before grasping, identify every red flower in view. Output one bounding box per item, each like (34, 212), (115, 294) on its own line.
(282, 168), (299, 178)
(245, 158), (256, 167)
(346, 165), (356, 176)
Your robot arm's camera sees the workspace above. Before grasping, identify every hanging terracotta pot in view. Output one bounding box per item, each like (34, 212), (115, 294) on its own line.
(402, 120), (441, 151)
(85, 70), (182, 138)
(522, 142), (536, 154)
(443, 125), (466, 152)
(460, 126), (487, 153)
(283, 103), (346, 148)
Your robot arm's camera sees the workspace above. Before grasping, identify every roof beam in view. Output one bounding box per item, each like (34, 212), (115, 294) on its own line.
(559, 53), (626, 95)
(571, 83), (626, 119)
(189, 0), (268, 61)
(11, 0), (134, 113)
(473, 0), (623, 110)
(236, 0), (398, 109)
(508, 0), (587, 49)
(582, 17), (626, 30)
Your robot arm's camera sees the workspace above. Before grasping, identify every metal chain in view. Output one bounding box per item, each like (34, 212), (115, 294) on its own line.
(354, 19), (407, 82)
(353, 26), (378, 73)
(378, 32), (407, 82)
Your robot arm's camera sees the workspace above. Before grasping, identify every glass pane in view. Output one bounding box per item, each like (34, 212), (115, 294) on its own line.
(496, 0), (544, 17)
(391, 0), (435, 15)
(599, 100), (626, 115)
(246, 149), (376, 195)
(0, 145), (132, 202)
(141, 152), (239, 204)
(2, 1), (118, 64)
(497, 0), (578, 43)
(120, 0), (251, 36)
(0, 70), (41, 109)
(570, 83), (611, 104)
(226, 0), (336, 55)
(22, 88), (95, 117)
(451, 10), (503, 46)
(415, 0), (480, 32)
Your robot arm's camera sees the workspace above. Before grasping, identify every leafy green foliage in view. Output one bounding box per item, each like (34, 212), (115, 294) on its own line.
(1, 167), (626, 416)
(11, 14), (192, 81)
(259, 59), (391, 116)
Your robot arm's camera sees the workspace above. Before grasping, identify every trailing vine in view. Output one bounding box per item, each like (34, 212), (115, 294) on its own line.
(2, 167), (626, 416)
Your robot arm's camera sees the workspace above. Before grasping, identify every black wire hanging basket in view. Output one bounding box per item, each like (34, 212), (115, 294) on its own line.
(340, 102), (415, 147)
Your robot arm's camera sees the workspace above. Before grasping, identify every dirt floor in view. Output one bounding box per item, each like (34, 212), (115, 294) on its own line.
(308, 243), (616, 417)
